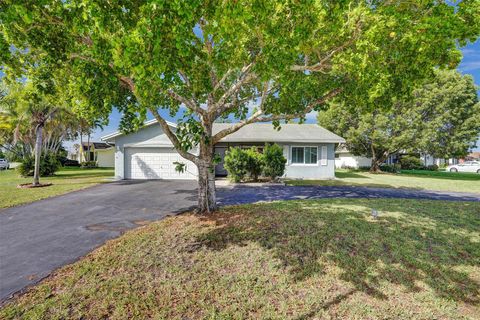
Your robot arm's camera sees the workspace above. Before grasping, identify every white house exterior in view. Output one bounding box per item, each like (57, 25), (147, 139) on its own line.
(71, 142), (115, 167)
(335, 147), (372, 169)
(102, 121), (345, 180)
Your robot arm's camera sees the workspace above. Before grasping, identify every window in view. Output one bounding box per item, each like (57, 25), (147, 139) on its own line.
(291, 147), (317, 164)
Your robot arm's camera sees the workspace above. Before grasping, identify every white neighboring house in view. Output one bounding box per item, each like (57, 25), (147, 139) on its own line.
(72, 142), (115, 167)
(335, 144), (459, 169)
(101, 120), (345, 180)
(335, 145), (372, 169)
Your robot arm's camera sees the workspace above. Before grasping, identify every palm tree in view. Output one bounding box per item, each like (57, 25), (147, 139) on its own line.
(1, 80), (63, 186)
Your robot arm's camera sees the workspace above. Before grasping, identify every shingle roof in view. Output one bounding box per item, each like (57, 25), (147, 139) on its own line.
(213, 123), (345, 143)
(102, 120), (345, 144)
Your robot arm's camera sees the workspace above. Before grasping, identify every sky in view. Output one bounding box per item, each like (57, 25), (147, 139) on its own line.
(81, 39), (480, 153)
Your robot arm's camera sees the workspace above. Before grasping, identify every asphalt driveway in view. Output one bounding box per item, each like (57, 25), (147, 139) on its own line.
(1, 180), (479, 302)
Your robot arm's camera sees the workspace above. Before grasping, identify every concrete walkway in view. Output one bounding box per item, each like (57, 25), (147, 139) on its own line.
(1, 180), (478, 303)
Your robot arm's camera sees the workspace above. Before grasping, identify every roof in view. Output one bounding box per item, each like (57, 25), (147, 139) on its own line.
(213, 123), (345, 143)
(81, 142), (114, 150)
(101, 120), (345, 144)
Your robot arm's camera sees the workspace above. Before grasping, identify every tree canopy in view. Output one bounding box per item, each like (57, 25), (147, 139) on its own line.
(317, 69), (480, 171)
(2, 0), (479, 210)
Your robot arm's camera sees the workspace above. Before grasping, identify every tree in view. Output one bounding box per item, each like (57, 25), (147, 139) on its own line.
(2, 1), (479, 211)
(0, 74), (64, 185)
(412, 70), (480, 159)
(318, 70), (480, 172)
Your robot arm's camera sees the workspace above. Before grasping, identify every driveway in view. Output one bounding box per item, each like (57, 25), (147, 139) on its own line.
(1, 181), (479, 302)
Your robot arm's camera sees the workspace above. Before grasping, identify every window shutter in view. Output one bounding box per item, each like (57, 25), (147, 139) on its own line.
(321, 146), (328, 166)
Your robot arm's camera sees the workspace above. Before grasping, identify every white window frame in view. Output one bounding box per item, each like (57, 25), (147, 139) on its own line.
(290, 146), (319, 166)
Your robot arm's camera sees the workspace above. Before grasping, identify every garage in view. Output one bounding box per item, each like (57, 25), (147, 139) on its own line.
(125, 147), (197, 180)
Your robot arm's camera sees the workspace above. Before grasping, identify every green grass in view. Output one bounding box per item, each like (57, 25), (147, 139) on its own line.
(0, 167), (114, 209)
(1, 199), (478, 319)
(286, 169), (480, 193)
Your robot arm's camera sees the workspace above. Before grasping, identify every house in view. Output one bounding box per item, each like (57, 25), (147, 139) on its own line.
(335, 144), (459, 169)
(101, 120), (345, 180)
(335, 144), (372, 169)
(72, 142), (115, 167)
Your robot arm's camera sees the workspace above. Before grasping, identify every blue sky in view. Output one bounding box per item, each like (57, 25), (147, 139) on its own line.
(85, 39), (480, 152)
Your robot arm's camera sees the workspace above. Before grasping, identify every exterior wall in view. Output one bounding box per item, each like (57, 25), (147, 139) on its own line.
(96, 148), (115, 167)
(109, 124), (337, 180)
(282, 143), (336, 179)
(110, 124), (198, 180)
(335, 153), (372, 169)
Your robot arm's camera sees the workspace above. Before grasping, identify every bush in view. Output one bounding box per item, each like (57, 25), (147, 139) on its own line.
(399, 155), (423, 170)
(17, 152), (60, 177)
(380, 163), (400, 173)
(81, 161), (98, 168)
(425, 164), (439, 171)
(63, 159), (80, 167)
(223, 147), (249, 182)
(244, 147), (264, 181)
(262, 143), (286, 180)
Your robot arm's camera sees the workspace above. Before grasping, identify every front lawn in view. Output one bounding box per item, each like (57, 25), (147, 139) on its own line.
(2, 199), (478, 319)
(0, 167), (114, 209)
(286, 169), (480, 193)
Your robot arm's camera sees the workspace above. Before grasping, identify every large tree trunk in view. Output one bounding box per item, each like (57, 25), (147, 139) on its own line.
(196, 161), (217, 213)
(195, 119), (217, 213)
(369, 158), (383, 173)
(33, 124), (43, 186)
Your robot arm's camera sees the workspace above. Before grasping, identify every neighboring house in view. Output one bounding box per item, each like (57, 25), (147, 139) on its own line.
(101, 120), (345, 180)
(335, 144), (459, 169)
(460, 151), (480, 163)
(335, 144), (372, 169)
(72, 142), (115, 167)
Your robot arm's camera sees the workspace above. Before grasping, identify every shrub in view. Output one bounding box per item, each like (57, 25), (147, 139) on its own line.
(380, 163), (400, 173)
(223, 147), (249, 182)
(244, 147), (264, 181)
(81, 161), (98, 168)
(17, 152), (60, 177)
(63, 159), (80, 167)
(262, 143), (286, 180)
(400, 155), (423, 170)
(426, 164), (439, 171)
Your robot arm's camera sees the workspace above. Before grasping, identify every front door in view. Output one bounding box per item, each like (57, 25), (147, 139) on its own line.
(214, 147), (228, 176)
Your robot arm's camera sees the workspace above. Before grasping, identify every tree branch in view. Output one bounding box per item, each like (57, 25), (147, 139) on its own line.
(212, 88), (342, 144)
(166, 90), (206, 116)
(210, 62), (256, 114)
(149, 108), (198, 163)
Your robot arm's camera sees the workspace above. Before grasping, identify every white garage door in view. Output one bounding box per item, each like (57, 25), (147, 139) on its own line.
(125, 147), (197, 180)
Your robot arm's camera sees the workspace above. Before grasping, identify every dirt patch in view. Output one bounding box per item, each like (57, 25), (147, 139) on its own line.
(16, 183), (53, 189)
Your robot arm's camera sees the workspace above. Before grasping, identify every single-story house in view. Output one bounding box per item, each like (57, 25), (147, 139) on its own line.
(101, 120), (345, 180)
(71, 142), (115, 167)
(335, 144), (459, 169)
(335, 144), (372, 169)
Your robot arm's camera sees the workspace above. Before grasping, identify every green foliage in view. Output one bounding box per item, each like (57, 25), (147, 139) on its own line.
(244, 147), (264, 182)
(379, 164), (400, 174)
(223, 147), (250, 183)
(400, 155), (424, 170)
(17, 152), (60, 177)
(318, 70), (480, 170)
(426, 164), (439, 172)
(262, 144), (286, 180)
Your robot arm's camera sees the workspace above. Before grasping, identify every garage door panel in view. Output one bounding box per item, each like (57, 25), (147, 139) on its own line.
(125, 147), (197, 180)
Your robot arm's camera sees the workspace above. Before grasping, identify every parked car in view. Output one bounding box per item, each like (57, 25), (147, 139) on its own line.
(0, 158), (9, 170)
(447, 161), (480, 173)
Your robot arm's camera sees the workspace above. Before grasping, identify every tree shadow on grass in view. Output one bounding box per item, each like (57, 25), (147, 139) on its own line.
(335, 171), (370, 179)
(195, 199), (479, 310)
